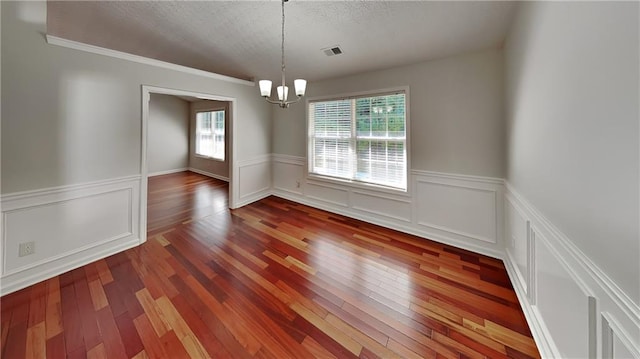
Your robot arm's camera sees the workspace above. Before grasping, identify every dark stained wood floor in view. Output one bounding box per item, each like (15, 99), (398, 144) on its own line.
(1, 171), (540, 358)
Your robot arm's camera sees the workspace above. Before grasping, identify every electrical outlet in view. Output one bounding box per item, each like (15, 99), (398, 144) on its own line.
(296, 180), (301, 188)
(18, 242), (35, 257)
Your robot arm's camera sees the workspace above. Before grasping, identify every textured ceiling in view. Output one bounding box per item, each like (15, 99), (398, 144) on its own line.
(47, 1), (516, 82)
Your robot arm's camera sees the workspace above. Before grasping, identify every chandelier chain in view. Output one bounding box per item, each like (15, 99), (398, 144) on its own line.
(258, 0), (305, 108)
(281, 0), (286, 89)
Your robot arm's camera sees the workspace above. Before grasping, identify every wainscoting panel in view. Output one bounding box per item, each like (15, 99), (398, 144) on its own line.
(1, 176), (142, 295)
(415, 178), (498, 244)
(504, 183), (640, 359)
(272, 155), (304, 196)
(533, 231), (592, 359)
(305, 181), (350, 207)
(613, 334), (636, 359)
(351, 190), (411, 223)
(236, 155), (272, 207)
(505, 194), (531, 295)
(602, 313), (639, 359)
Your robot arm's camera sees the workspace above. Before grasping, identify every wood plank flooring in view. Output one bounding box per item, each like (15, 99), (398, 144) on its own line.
(1, 171), (540, 358)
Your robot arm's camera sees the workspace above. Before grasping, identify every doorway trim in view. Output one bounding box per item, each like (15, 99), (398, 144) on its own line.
(140, 85), (237, 242)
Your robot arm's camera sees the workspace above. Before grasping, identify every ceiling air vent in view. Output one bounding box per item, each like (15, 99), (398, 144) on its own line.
(323, 46), (343, 57)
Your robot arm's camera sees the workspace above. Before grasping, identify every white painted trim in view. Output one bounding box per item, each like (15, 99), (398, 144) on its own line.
(505, 182), (640, 327)
(601, 312), (640, 358)
(532, 223), (597, 302)
(1, 175), (141, 204)
(237, 154), (273, 168)
(306, 175), (411, 198)
(46, 35), (254, 86)
(351, 189), (412, 211)
(235, 190), (271, 208)
(503, 255), (559, 359)
(306, 86), (412, 196)
(239, 186), (271, 202)
(415, 178), (498, 244)
(187, 168), (229, 182)
(234, 154), (272, 207)
(271, 153), (306, 166)
(3, 226), (133, 277)
(350, 202), (411, 223)
(504, 193), (531, 296)
(529, 227), (537, 306)
(148, 168), (189, 177)
(411, 169), (504, 185)
(304, 181), (350, 208)
(272, 186), (303, 196)
(416, 221), (496, 244)
(141, 85), (238, 211)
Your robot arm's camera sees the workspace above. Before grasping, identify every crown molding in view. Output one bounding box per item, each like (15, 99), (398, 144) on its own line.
(45, 35), (255, 87)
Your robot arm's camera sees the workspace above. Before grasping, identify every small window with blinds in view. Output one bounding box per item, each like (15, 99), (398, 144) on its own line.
(308, 91), (407, 190)
(196, 110), (225, 161)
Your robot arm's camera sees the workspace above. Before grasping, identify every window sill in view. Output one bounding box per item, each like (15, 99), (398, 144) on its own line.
(195, 154), (225, 162)
(306, 173), (410, 198)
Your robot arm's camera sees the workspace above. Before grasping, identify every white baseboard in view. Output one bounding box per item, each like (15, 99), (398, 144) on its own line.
(272, 189), (504, 259)
(148, 167), (188, 177)
(503, 249), (560, 358)
(1, 176), (143, 295)
(235, 189), (272, 208)
(0, 236), (140, 296)
(188, 167), (229, 182)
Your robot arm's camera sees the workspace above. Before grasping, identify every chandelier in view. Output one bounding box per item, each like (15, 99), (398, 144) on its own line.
(258, 0), (306, 108)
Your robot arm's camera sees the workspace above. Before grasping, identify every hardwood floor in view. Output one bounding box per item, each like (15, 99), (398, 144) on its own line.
(1, 171), (540, 358)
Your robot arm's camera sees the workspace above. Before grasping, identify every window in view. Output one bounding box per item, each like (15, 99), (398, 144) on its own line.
(196, 110), (225, 160)
(308, 91), (407, 190)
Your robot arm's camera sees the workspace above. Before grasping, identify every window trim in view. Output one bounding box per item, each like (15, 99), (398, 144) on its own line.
(306, 86), (411, 195)
(195, 109), (226, 161)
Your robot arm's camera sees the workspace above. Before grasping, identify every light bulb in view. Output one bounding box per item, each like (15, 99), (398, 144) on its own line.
(277, 86), (289, 101)
(294, 79), (307, 97)
(259, 80), (272, 97)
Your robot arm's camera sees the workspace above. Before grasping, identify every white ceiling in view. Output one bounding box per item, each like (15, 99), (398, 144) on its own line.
(47, 1), (517, 83)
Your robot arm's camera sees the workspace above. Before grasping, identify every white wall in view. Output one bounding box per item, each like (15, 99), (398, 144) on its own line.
(504, 2), (639, 357)
(148, 94), (189, 175)
(1, 1), (270, 194)
(505, 1), (639, 308)
(189, 100), (229, 180)
(0, 1), (271, 294)
(273, 48), (505, 178)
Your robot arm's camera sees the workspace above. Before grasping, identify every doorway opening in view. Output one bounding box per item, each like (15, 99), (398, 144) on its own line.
(140, 85), (237, 242)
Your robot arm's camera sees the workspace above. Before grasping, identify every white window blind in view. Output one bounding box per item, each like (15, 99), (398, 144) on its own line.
(196, 110), (225, 160)
(309, 92), (407, 190)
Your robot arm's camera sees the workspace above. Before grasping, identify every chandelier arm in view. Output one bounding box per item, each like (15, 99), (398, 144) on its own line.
(283, 96), (303, 106)
(264, 97), (284, 105)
